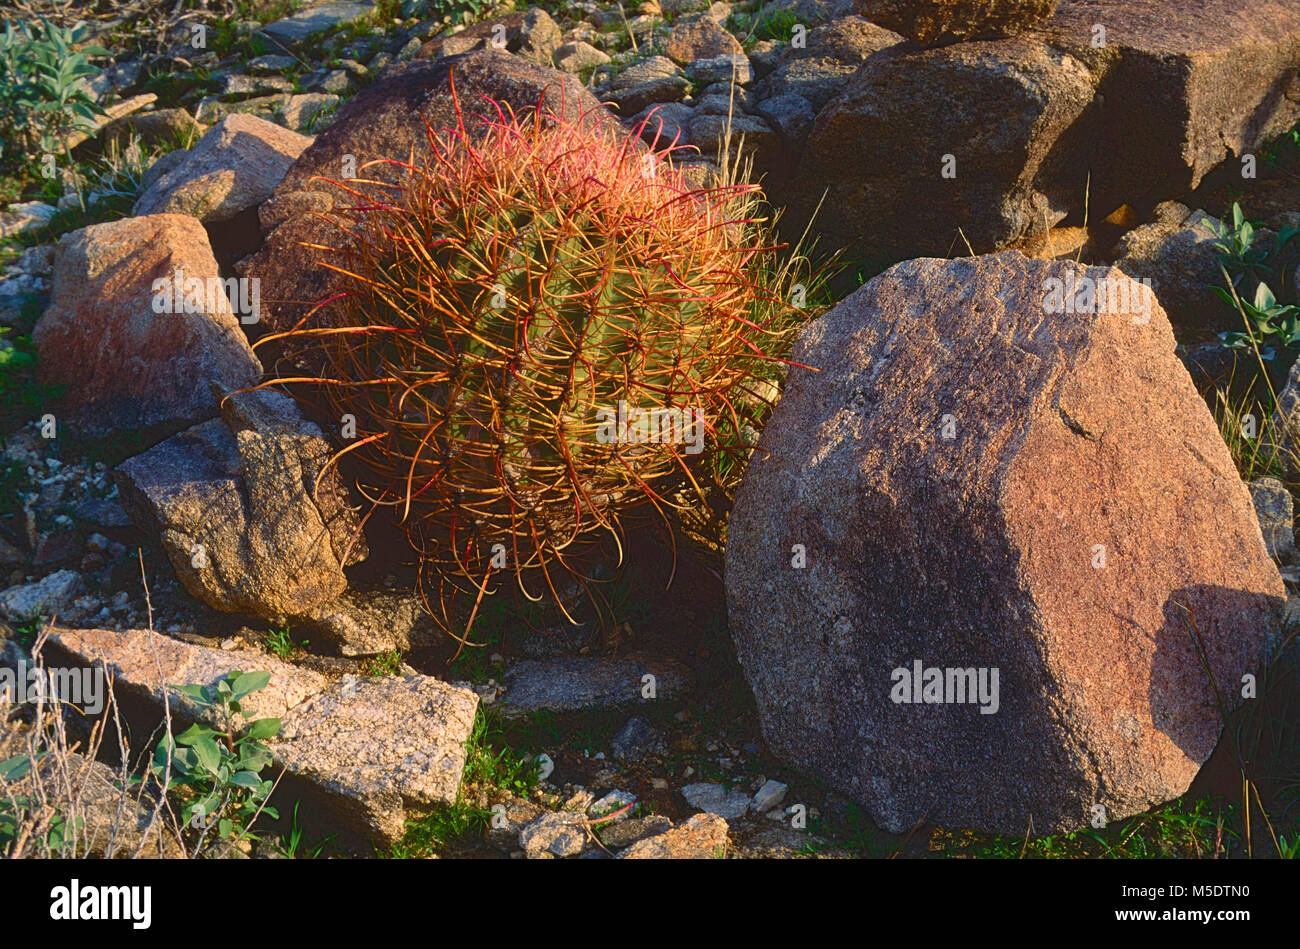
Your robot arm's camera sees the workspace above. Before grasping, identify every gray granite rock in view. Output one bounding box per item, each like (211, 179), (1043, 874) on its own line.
(499, 656), (689, 717)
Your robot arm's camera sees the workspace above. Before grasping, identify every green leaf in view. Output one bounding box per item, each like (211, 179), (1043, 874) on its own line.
(0, 755), (32, 782)
(229, 770), (263, 789)
(174, 722), (220, 745)
(190, 735), (223, 774)
(171, 683), (211, 703)
(230, 670), (271, 699)
(244, 717), (281, 741)
(237, 745), (272, 773)
(1254, 281), (1277, 311)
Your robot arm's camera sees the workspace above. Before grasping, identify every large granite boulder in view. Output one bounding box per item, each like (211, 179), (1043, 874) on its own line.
(787, 34), (1099, 261)
(855, 0), (1058, 45)
(726, 251), (1285, 835)
(31, 215), (262, 445)
(788, 0), (1300, 263)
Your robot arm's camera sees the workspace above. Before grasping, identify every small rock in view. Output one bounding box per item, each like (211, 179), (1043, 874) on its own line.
(628, 102), (694, 147)
(0, 202), (56, 239)
(689, 54), (753, 85)
(554, 41), (611, 73)
(604, 56), (689, 115)
(611, 715), (668, 762)
(519, 811), (586, 858)
(618, 813), (728, 858)
(748, 39), (783, 77)
(486, 798), (547, 850)
(752, 92), (815, 143)
(1269, 355), (1300, 484)
(1113, 208), (1225, 339)
(0, 570), (82, 622)
(1250, 478), (1297, 563)
(589, 790), (637, 820)
(261, 2), (376, 47)
(221, 74), (295, 99)
(317, 70), (353, 94)
(248, 54), (298, 74)
(598, 813), (672, 847)
(500, 657), (689, 717)
(8, 245), (54, 276)
(72, 497), (133, 529)
(750, 778), (788, 814)
(680, 781), (751, 820)
(665, 14), (744, 65)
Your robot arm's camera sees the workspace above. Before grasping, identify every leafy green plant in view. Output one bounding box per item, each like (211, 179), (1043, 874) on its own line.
(0, 326), (51, 416)
(0, 753), (76, 851)
(150, 670), (281, 842)
(0, 327), (33, 376)
(1209, 203), (1271, 281)
(752, 9), (801, 42)
(362, 649), (402, 677)
(1210, 203), (1300, 369)
(265, 627), (308, 659)
(1217, 282), (1300, 360)
(0, 19), (107, 173)
(426, 0), (492, 25)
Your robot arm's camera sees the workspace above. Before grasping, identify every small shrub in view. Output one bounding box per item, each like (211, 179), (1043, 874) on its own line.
(150, 670), (282, 843)
(1211, 202), (1300, 367)
(0, 19), (107, 174)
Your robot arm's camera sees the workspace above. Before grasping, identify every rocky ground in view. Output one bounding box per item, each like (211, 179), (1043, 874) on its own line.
(1, 0), (1299, 859)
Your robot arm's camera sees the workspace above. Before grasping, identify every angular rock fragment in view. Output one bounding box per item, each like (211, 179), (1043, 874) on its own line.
(261, 1), (375, 47)
(1113, 207), (1227, 340)
(0, 570), (82, 623)
(45, 626), (478, 848)
(1250, 478), (1297, 564)
(114, 388), (365, 621)
(274, 674), (479, 848)
(417, 8), (562, 64)
(681, 781), (751, 820)
(45, 626), (327, 725)
(664, 14), (744, 65)
(618, 813), (728, 858)
(133, 114), (312, 223)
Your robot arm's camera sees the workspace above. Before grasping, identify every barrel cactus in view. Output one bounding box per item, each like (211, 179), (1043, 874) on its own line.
(261, 86), (800, 641)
